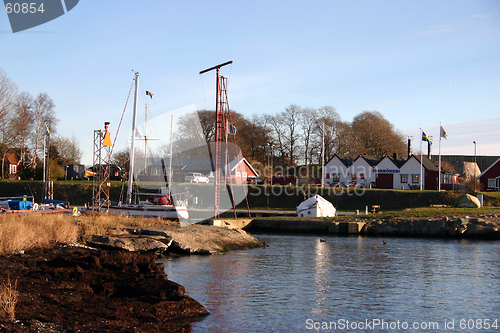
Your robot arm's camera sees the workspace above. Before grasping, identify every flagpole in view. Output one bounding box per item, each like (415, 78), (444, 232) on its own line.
(321, 122), (325, 188)
(438, 122), (442, 192)
(420, 128), (423, 191)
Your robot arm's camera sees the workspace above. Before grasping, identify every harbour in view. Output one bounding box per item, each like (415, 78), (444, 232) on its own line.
(161, 233), (500, 332)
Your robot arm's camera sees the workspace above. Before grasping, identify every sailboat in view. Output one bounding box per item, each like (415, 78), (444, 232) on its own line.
(107, 72), (189, 220)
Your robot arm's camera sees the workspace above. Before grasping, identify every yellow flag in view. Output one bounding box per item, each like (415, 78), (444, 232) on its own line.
(103, 131), (112, 147)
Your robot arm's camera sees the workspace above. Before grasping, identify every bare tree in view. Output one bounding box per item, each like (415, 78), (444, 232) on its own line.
(0, 69), (18, 179)
(334, 121), (356, 156)
(51, 135), (82, 164)
(316, 105), (344, 160)
(230, 113), (268, 164)
(300, 107), (318, 168)
(197, 109), (216, 143)
(281, 104), (302, 165)
(33, 92), (58, 163)
(264, 113), (286, 167)
(174, 111), (210, 158)
(11, 92), (34, 157)
(112, 147), (130, 175)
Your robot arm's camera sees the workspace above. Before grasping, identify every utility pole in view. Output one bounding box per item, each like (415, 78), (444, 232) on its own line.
(473, 141), (477, 192)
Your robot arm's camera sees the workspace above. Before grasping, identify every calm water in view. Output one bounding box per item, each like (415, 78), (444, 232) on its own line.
(160, 234), (500, 332)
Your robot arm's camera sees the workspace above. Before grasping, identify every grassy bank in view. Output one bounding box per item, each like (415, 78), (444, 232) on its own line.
(251, 206), (500, 221)
(0, 213), (177, 255)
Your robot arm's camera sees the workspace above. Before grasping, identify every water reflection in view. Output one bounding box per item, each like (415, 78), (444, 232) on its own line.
(161, 235), (500, 332)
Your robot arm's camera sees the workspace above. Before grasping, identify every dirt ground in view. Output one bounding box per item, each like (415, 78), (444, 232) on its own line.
(0, 245), (208, 332)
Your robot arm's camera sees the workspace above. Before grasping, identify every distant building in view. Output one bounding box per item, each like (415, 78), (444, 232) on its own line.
(64, 164), (86, 180)
(324, 154), (440, 190)
(430, 155), (500, 175)
(399, 155), (439, 190)
(2, 148), (34, 179)
(4, 151), (20, 178)
(135, 157), (259, 184)
(477, 158), (500, 191)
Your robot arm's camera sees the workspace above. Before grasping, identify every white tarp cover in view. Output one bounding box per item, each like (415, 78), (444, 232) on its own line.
(296, 195), (336, 217)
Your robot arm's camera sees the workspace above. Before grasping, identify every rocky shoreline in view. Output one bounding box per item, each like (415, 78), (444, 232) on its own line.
(0, 225), (264, 332)
(0, 245), (208, 332)
(361, 214), (500, 239)
(83, 224), (265, 255)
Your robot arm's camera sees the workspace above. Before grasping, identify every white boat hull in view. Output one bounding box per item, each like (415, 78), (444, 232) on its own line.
(107, 204), (189, 220)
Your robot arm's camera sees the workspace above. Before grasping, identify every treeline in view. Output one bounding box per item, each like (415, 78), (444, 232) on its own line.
(194, 105), (408, 168)
(110, 104), (409, 176)
(0, 68), (81, 179)
(2, 67), (408, 180)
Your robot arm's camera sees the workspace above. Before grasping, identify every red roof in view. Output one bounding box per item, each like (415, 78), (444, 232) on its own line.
(5, 152), (19, 165)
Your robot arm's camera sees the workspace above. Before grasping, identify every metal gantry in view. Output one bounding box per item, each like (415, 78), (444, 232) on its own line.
(200, 61), (236, 219)
(92, 122), (112, 211)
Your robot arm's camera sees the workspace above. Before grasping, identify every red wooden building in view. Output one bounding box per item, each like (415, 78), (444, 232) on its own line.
(478, 158), (500, 191)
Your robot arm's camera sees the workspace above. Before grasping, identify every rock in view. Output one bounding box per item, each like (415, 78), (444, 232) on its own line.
(84, 234), (171, 253)
(459, 216), (469, 225)
(84, 225), (264, 255)
(147, 224), (265, 255)
(456, 194), (481, 208)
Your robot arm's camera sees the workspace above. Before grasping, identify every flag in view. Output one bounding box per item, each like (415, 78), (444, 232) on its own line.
(440, 124), (448, 140)
(227, 122), (237, 135)
(324, 123), (334, 137)
(422, 131), (433, 145)
(103, 131), (112, 147)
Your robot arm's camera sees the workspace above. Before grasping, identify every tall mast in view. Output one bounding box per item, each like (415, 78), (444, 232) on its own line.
(126, 72), (139, 204)
(169, 114), (174, 196)
(200, 61), (232, 219)
(144, 102), (148, 174)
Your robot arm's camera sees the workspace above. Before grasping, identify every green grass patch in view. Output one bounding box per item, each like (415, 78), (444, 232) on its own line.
(251, 206), (500, 221)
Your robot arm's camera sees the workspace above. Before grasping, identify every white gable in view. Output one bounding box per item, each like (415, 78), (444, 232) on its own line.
(374, 156), (400, 174)
(324, 156), (351, 185)
(350, 156), (375, 185)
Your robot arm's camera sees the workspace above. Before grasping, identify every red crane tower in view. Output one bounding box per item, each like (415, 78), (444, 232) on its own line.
(200, 61), (249, 219)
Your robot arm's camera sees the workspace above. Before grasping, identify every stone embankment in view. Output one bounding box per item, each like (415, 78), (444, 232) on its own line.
(243, 215), (500, 239)
(361, 215), (500, 239)
(84, 224), (265, 255)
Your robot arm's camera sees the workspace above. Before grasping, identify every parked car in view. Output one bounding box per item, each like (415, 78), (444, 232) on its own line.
(184, 172), (210, 183)
(247, 177), (264, 185)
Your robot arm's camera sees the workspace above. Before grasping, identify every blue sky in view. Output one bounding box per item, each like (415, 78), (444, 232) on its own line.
(1, 0), (499, 164)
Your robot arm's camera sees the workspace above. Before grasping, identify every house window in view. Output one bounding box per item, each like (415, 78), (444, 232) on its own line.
(412, 174), (419, 183)
(400, 174), (408, 183)
(331, 173), (340, 182)
(236, 172), (241, 178)
(242, 172), (248, 178)
(10, 165), (17, 174)
(488, 179), (496, 188)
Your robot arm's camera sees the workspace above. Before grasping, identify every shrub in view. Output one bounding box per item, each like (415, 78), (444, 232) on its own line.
(0, 277), (18, 322)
